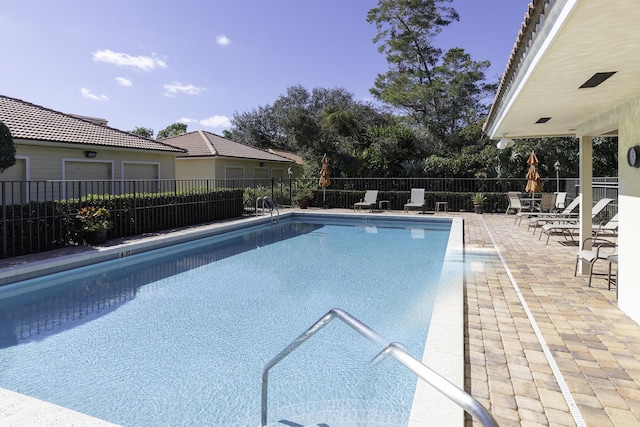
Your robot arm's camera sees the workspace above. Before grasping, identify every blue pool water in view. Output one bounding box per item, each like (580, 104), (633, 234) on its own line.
(0, 215), (452, 426)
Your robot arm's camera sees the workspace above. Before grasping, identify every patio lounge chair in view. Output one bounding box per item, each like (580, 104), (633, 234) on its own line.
(519, 194), (581, 228)
(539, 198), (614, 244)
(404, 188), (426, 213)
(574, 237), (617, 287)
(593, 214), (619, 239)
(546, 213), (618, 240)
(506, 192), (532, 217)
(354, 190), (378, 211)
(554, 192), (567, 209)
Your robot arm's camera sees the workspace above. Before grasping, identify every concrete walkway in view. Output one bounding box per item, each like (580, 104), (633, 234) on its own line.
(1, 210), (639, 426)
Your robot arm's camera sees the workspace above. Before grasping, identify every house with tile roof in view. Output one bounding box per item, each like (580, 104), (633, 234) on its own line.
(267, 148), (304, 177)
(0, 94), (186, 202)
(484, 0), (640, 324)
(164, 130), (295, 181)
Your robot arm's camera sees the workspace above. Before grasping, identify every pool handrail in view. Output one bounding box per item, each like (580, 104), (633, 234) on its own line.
(255, 196), (279, 223)
(261, 308), (498, 427)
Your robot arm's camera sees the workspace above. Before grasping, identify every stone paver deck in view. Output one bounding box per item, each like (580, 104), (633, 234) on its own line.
(1, 210), (638, 426)
(460, 212), (639, 427)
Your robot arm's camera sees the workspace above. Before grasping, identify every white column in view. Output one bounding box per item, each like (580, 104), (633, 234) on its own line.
(578, 135), (593, 273)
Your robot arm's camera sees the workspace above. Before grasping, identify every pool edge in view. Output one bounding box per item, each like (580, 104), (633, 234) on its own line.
(409, 216), (464, 426)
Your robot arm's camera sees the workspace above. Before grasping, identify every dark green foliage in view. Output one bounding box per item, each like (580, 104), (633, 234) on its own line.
(0, 121), (16, 172)
(0, 189), (244, 258)
(129, 126), (154, 139)
(157, 123), (187, 140)
(300, 188), (507, 213)
(367, 0), (493, 141)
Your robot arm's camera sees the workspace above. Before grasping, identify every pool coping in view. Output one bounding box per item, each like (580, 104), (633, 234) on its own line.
(0, 211), (466, 426)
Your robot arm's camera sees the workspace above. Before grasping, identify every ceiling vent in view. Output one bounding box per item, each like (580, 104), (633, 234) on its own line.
(579, 72), (617, 88)
(536, 117), (551, 124)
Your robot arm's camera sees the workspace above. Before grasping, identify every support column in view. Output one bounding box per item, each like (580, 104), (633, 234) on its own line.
(578, 135), (593, 273)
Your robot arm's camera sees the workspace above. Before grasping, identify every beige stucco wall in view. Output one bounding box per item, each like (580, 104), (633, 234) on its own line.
(3, 142), (177, 181)
(614, 97), (640, 325)
(175, 158), (215, 180)
(577, 95), (640, 325)
(175, 157), (292, 180)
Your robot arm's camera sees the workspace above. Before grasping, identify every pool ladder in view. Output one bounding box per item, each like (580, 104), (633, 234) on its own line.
(261, 308), (498, 427)
(255, 196), (279, 224)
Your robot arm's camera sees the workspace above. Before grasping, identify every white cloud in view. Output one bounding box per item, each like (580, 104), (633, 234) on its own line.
(216, 35), (231, 46)
(115, 77), (133, 87)
(80, 87), (108, 101)
(163, 82), (206, 97)
(92, 49), (167, 72)
(200, 115), (231, 129)
(178, 117), (198, 124)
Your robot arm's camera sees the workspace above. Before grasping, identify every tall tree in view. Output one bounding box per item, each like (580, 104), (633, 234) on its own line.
(0, 121), (16, 172)
(367, 0), (493, 145)
(228, 105), (284, 149)
(157, 123), (187, 140)
(129, 126), (154, 139)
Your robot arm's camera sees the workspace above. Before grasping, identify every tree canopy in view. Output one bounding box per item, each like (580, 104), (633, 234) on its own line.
(129, 126), (154, 139)
(226, 85), (435, 177)
(157, 123), (187, 140)
(367, 0), (494, 146)
(208, 0), (618, 179)
(0, 121), (16, 172)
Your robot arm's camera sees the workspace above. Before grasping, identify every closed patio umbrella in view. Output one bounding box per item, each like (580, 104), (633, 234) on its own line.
(319, 154), (331, 205)
(525, 151), (543, 193)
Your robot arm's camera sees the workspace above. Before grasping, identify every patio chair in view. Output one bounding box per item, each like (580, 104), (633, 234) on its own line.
(554, 192), (567, 210)
(538, 198), (614, 244)
(519, 194), (581, 228)
(506, 191), (532, 217)
(574, 237), (617, 287)
(404, 188), (426, 213)
(534, 193), (557, 213)
(354, 190), (378, 211)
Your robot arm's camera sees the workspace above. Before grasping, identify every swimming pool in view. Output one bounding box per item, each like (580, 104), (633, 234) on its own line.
(0, 213), (463, 426)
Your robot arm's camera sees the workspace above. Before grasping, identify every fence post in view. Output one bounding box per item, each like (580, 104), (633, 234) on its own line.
(1, 181), (6, 259)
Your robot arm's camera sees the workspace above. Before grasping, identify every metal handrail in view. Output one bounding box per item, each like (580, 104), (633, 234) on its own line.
(259, 196), (279, 223)
(261, 308), (498, 427)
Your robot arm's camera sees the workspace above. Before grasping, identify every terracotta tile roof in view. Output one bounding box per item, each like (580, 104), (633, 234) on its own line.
(267, 148), (304, 165)
(165, 130), (295, 162)
(0, 95), (185, 153)
(484, 0), (541, 132)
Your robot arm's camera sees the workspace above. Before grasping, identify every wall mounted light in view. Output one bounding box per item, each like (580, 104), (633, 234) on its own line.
(259, 162), (265, 167)
(496, 134), (515, 150)
(84, 151), (97, 158)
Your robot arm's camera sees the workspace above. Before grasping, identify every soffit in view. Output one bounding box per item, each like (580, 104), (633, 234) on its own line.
(487, 0), (640, 139)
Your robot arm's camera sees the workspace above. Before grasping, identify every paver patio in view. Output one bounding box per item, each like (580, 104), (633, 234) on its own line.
(460, 212), (639, 427)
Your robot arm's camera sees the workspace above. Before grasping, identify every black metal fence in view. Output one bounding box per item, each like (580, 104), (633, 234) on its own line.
(0, 177), (618, 259)
(295, 177), (617, 215)
(0, 179), (249, 259)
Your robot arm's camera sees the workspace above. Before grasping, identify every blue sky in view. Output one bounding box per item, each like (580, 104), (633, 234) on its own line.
(1, 0), (530, 136)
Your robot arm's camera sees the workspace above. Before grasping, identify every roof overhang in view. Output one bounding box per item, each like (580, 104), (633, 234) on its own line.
(484, 0), (640, 140)
(175, 154), (294, 163)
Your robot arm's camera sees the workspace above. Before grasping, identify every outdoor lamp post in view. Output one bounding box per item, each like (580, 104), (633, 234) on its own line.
(554, 160), (561, 191)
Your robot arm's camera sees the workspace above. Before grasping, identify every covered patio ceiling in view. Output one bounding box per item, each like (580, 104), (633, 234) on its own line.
(484, 0), (640, 140)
